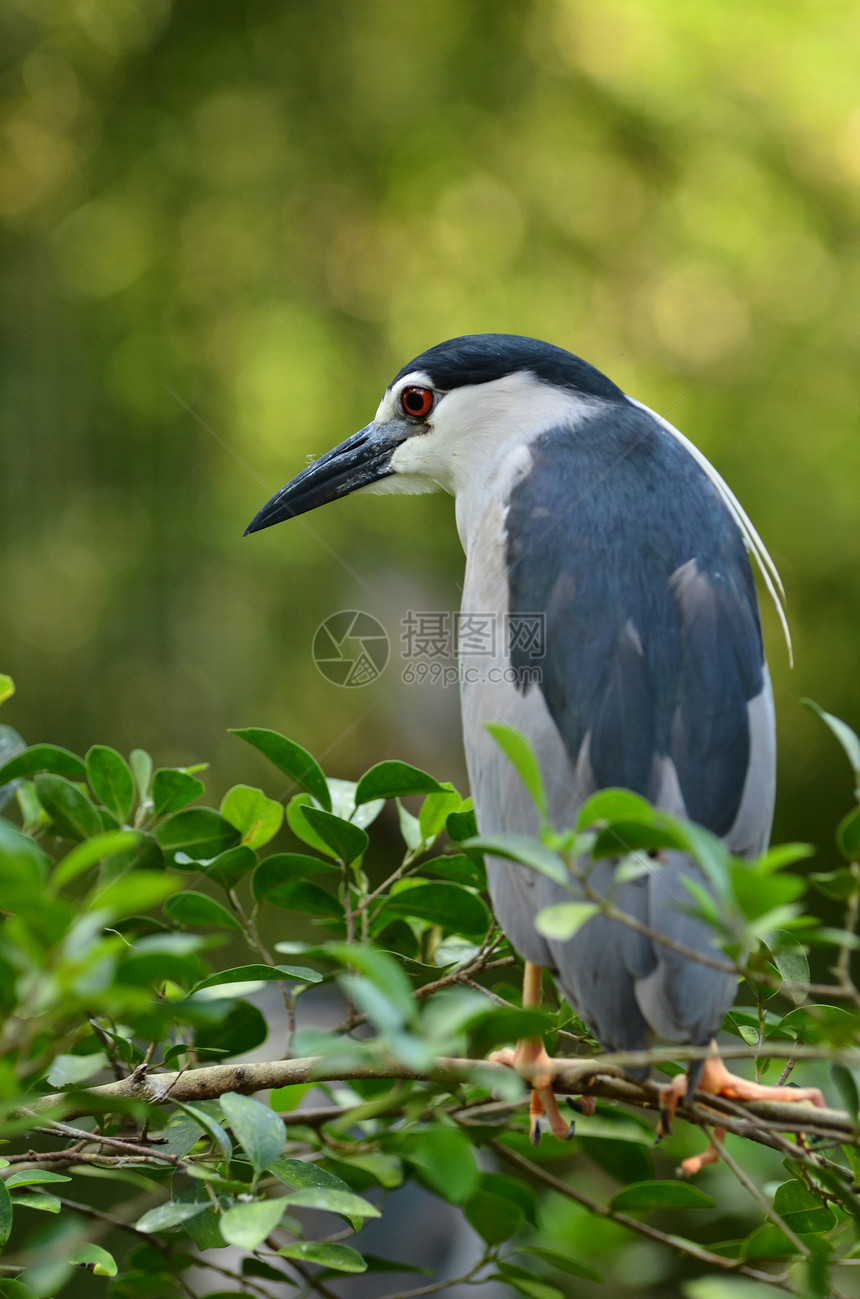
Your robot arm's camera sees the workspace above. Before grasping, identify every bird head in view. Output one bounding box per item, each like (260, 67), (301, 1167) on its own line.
(243, 334), (623, 534)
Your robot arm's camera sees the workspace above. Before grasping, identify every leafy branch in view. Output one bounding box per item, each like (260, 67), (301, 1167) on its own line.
(2, 693), (860, 1298)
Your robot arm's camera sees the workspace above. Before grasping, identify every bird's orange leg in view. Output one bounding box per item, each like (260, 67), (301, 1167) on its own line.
(490, 962), (593, 1143)
(659, 1050), (826, 1175)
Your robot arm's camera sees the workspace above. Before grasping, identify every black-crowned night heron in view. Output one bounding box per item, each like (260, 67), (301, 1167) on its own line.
(245, 334), (823, 1166)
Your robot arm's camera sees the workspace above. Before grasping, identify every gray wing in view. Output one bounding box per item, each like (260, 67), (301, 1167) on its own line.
(462, 403), (775, 1057)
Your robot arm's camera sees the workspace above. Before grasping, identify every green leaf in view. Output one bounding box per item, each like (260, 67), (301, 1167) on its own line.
(486, 723), (547, 820)
(136, 1201), (206, 1233)
(154, 808), (237, 861)
(423, 853), (485, 888)
(730, 864), (805, 921)
(511, 1248), (602, 1284)
(89, 869), (178, 918)
(831, 1064), (860, 1129)
(269, 1083), (313, 1112)
(220, 1092), (286, 1176)
(419, 788), (462, 842)
(479, 1174), (537, 1226)
(283, 1186), (380, 1220)
(11, 1193), (60, 1213)
(0, 727), (21, 802)
(383, 880), (491, 938)
(771, 1178), (836, 1232)
(277, 1242), (366, 1273)
(325, 943), (416, 1024)
(256, 874), (342, 918)
(300, 806), (368, 863)
(447, 805), (479, 841)
(67, 1244), (118, 1277)
(580, 1135), (654, 1184)
(164, 891), (242, 930)
(0, 1179), (12, 1248)
(610, 1180), (715, 1211)
(838, 806), (860, 861)
(220, 784), (284, 848)
(173, 1102), (233, 1161)
(578, 788), (655, 829)
(462, 833), (568, 885)
(465, 1006), (553, 1058)
(534, 902), (599, 940)
(809, 869), (860, 901)
(330, 1152), (403, 1188)
(397, 800), (424, 851)
(3, 1172), (71, 1189)
(99, 830), (164, 882)
(779, 1002), (858, 1044)
(252, 852), (337, 900)
(152, 768), (205, 818)
(770, 932), (810, 1004)
(52, 830), (142, 888)
(324, 778), (382, 827)
(741, 1223), (803, 1260)
(0, 674), (14, 707)
(86, 745), (134, 823)
(592, 819), (687, 859)
(46, 1052), (108, 1086)
(803, 699), (860, 792)
(494, 1264), (565, 1299)
(129, 748), (153, 805)
(230, 728), (331, 811)
(0, 821), (51, 911)
(354, 760), (445, 805)
(35, 773), (102, 841)
(284, 794), (334, 854)
(269, 1157), (352, 1195)
(0, 743), (86, 786)
(465, 1188), (523, 1245)
(219, 1198), (287, 1249)
(408, 1126), (479, 1205)
(755, 843), (816, 873)
(208, 844), (257, 890)
(193, 964), (321, 993)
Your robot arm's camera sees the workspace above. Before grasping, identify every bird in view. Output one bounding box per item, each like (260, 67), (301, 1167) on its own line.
(245, 333), (823, 1165)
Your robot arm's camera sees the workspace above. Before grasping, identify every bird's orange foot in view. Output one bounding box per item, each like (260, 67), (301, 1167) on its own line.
(661, 1054), (826, 1175)
(694, 1055), (825, 1110)
(490, 1040), (584, 1143)
(679, 1128), (725, 1176)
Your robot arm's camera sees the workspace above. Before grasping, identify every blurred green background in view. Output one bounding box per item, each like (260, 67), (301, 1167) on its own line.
(2, 0), (859, 856)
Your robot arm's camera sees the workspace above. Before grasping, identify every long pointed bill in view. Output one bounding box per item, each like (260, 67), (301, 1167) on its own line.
(243, 420), (407, 535)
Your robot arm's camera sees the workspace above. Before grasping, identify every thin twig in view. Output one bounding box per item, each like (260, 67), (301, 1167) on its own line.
(490, 1139), (793, 1289)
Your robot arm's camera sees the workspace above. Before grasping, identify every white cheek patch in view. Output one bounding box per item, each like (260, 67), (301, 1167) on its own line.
(389, 436), (445, 484)
(359, 473), (442, 498)
(373, 369), (597, 501)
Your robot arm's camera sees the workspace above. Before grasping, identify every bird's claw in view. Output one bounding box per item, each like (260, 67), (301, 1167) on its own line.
(567, 1095), (597, 1117)
(656, 1073), (688, 1141)
(492, 1041), (580, 1142)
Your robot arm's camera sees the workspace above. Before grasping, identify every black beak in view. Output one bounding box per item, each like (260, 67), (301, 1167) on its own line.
(243, 420), (407, 535)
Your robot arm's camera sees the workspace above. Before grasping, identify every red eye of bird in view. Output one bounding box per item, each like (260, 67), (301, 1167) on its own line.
(400, 385), (435, 420)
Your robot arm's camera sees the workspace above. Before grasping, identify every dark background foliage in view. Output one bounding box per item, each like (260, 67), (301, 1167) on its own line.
(2, 0), (859, 853)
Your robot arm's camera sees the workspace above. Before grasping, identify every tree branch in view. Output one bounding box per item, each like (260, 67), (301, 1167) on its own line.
(23, 1047), (857, 1157)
